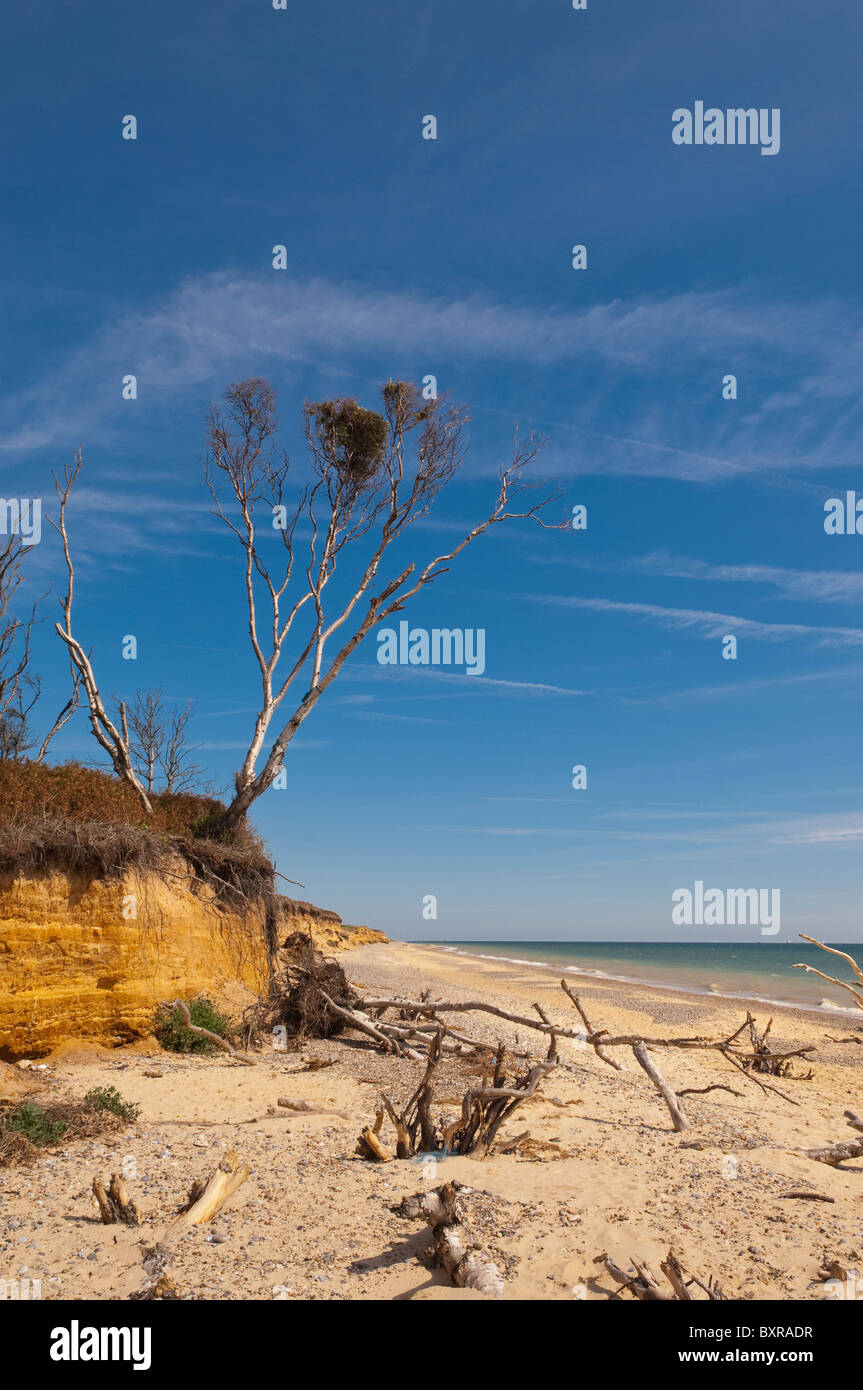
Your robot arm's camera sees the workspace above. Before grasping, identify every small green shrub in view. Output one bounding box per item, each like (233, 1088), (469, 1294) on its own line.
(155, 995), (234, 1054)
(82, 1085), (141, 1124)
(6, 1102), (67, 1147)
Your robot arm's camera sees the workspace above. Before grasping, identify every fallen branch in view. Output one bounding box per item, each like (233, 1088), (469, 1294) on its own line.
(797, 1135), (863, 1167)
(560, 980), (622, 1071)
(133, 1150), (250, 1299)
(353, 991), (814, 1077)
(160, 1000), (258, 1066)
(777, 1191), (835, 1203)
(276, 1096), (351, 1119)
(319, 989), (424, 1060)
(356, 1109), (392, 1161)
(678, 1084), (742, 1098)
(175, 1149), (250, 1227)
(631, 1040), (688, 1132)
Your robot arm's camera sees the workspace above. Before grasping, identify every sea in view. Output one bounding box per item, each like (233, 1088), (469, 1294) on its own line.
(423, 941), (863, 1016)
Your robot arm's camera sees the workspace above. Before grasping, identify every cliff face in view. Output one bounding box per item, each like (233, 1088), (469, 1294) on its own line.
(279, 897), (387, 954)
(0, 859), (386, 1059)
(0, 857), (270, 1058)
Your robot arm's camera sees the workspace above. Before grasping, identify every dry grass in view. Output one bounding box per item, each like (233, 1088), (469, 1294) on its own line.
(0, 1097), (128, 1168)
(0, 758), (234, 839)
(0, 761), (281, 939)
(280, 895), (342, 926)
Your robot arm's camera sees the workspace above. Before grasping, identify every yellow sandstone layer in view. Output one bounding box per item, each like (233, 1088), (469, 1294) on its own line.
(0, 860), (270, 1058)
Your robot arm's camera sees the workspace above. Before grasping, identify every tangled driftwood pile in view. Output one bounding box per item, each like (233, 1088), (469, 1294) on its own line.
(594, 1249), (727, 1301)
(357, 1030), (559, 1160)
(342, 976), (819, 1139)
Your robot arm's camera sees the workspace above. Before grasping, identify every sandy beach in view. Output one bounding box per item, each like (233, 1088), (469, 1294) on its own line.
(1, 938), (861, 1302)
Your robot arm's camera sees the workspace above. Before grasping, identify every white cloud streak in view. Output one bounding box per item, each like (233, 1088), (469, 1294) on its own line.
(5, 271), (863, 487)
(539, 550), (863, 605)
(527, 594), (863, 649)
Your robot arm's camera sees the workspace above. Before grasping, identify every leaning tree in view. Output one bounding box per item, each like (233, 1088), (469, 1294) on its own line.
(53, 378), (558, 828)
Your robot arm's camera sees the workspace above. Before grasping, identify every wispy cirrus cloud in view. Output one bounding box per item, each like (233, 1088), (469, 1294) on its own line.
(6, 270), (863, 487)
(525, 594), (863, 649)
(536, 550), (863, 606)
(344, 662), (589, 696)
(425, 811), (863, 850)
(350, 710), (448, 725)
(767, 817), (863, 846)
(625, 665), (863, 704)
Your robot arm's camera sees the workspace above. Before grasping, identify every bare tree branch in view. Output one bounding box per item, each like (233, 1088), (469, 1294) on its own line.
(0, 536), (42, 758)
(0, 534), (75, 761)
(34, 664), (82, 763)
(793, 935), (863, 1013)
(48, 452), (153, 813)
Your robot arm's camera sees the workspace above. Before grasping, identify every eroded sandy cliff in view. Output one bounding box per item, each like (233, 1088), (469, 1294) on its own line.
(0, 858), (270, 1057)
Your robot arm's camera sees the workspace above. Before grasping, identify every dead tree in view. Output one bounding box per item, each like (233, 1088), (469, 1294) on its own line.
(119, 689), (163, 795)
(443, 1037), (560, 1158)
(0, 536), (39, 758)
(380, 1029), (445, 1156)
(204, 378), (559, 834)
(161, 699), (203, 792)
(158, 1000), (259, 1066)
(116, 689), (203, 795)
(50, 454), (152, 813)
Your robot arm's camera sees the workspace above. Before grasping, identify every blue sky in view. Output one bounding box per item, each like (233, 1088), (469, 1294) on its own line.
(3, 0), (863, 942)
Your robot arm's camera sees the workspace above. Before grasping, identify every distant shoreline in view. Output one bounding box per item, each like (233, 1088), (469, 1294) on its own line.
(393, 939), (863, 1023)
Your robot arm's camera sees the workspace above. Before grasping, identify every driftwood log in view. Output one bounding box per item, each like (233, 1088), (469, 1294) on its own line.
(92, 1173), (140, 1226)
(133, 1150), (251, 1299)
(778, 1191), (835, 1203)
(397, 1182), (505, 1299)
(795, 1110), (863, 1167)
(798, 1136), (863, 1167)
(356, 1107), (392, 1161)
(176, 1150), (250, 1226)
